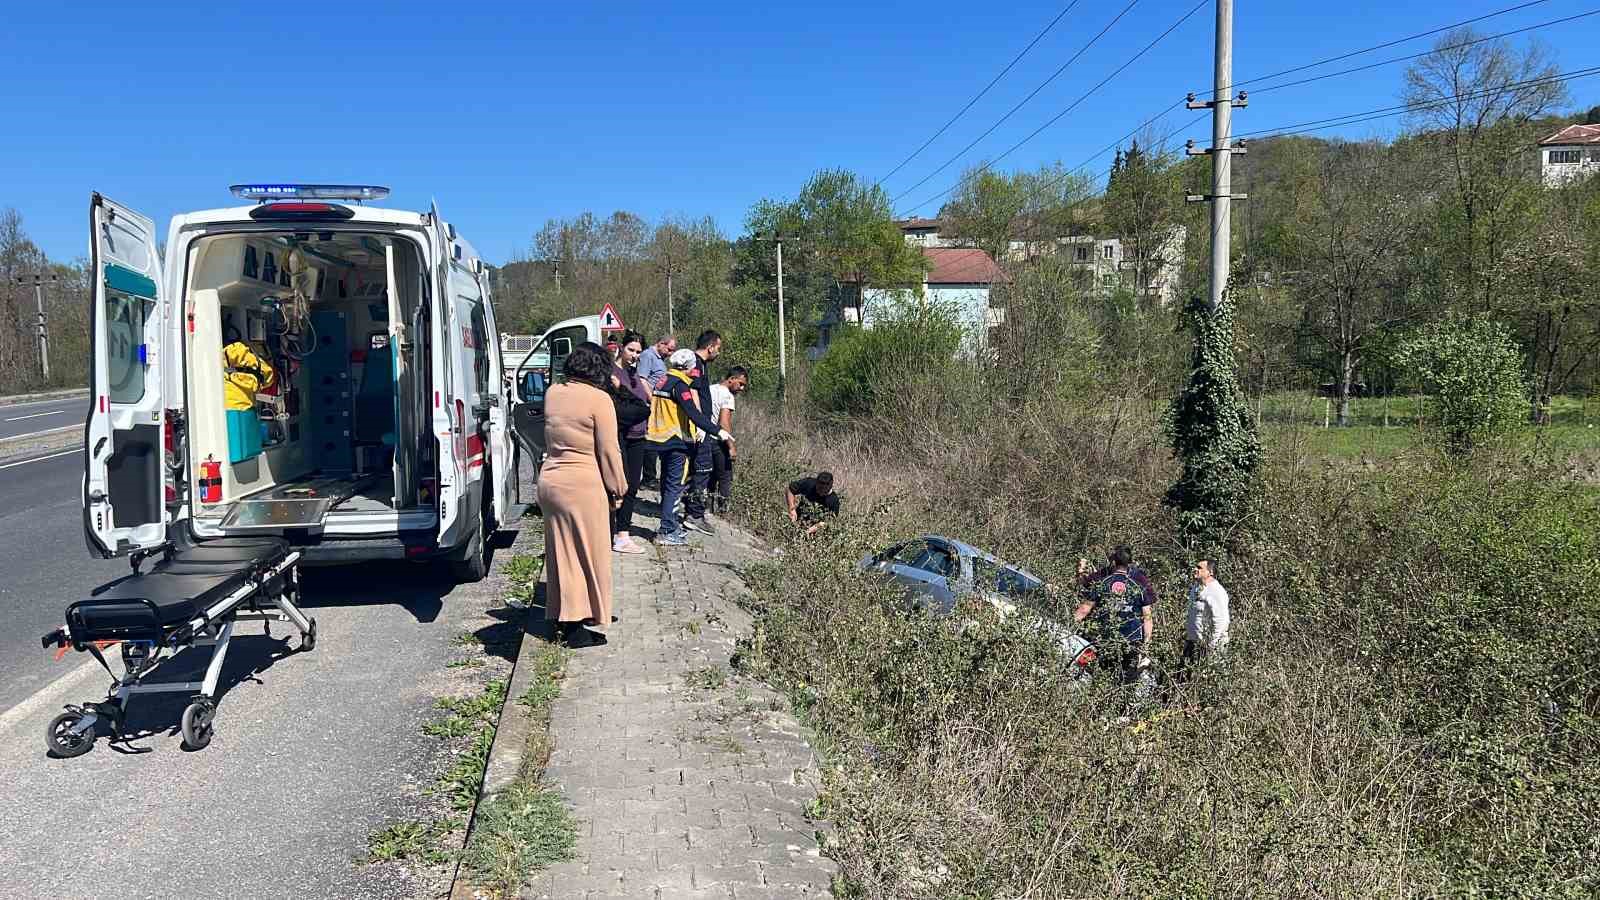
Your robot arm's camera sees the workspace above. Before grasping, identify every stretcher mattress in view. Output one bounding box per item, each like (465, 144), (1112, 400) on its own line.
(71, 538), (292, 641)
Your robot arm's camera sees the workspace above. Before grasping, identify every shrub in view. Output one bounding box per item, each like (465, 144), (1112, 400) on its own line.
(1396, 314), (1527, 455)
(806, 301), (963, 423)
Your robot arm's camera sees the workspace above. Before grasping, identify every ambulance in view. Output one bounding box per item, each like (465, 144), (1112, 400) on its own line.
(84, 184), (532, 581)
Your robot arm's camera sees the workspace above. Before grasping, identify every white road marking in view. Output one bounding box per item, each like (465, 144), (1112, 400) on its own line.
(0, 448), (80, 470)
(0, 657), (101, 734)
(4, 410), (65, 422)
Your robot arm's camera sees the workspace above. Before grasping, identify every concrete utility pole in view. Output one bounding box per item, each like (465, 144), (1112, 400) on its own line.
(666, 270), (675, 335)
(17, 273), (56, 380)
(775, 238), (787, 390)
(1185, 0), (1247, 311)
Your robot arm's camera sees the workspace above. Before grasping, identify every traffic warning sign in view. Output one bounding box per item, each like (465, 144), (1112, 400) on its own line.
(599, 303), (625, 332)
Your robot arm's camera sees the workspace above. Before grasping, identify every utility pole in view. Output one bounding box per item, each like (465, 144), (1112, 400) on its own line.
(775, 238), (787, 396)
(666, 270), (675, 335)
(17, 273), (56, 380)
(1185, 0), (1246, 311)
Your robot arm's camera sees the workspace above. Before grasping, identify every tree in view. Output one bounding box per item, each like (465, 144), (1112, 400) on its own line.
(939, 162), (1094, 265)
(1500, 175), (1600, 422)
(1403, 27), (1568, 310)
(1296, 144), (1424, 425)
(765, 170), (927, 319)
(1103, 138), (1182, 302)
(1164, 291), (1262, 553)
(1396, 314), (1527, 455)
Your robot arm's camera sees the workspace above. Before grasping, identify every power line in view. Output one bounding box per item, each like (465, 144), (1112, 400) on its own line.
(1190, 64), (1600, 145)
(1243, 8), (1600, 100)
(1205, 0), (1558, 96)
(888, 0), (1149, 205)
(875, 1), (1084, 187)
(897, 0), (1583, 218)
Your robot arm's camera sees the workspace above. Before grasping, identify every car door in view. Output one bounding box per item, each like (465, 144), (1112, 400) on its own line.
(508, 321), (591, 472)
(476, 268), (516, 515)
(83, 193), (167, 558)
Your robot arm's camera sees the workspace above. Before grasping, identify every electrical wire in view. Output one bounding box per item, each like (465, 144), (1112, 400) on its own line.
(876, 0), (1084, 186)
(888, 0), (1154, 205)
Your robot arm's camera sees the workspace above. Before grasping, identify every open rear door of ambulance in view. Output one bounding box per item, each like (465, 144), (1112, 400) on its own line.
(83, 193), (167, 558)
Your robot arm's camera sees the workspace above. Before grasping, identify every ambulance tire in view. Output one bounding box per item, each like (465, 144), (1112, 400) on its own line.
(451, 505), (491, 584)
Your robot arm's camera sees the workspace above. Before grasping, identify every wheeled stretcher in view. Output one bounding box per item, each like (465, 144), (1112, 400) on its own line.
(39, 536), (316, 756)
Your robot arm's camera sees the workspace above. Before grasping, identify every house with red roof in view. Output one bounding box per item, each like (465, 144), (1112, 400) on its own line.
(859, 246), (1010, 353)
(1540, 124), (1600, 187)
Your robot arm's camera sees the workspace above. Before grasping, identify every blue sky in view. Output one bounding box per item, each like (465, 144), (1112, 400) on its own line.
(3, 0), (1597, 264)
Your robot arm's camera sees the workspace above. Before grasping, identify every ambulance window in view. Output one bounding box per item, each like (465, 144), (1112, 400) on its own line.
(104, 289), (149, 404)
(469, 303), (491, 399)
(243, 246), (259, 279)
(262, 252), (277, 284)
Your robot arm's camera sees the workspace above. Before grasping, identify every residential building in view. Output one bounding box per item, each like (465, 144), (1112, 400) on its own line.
(1539, 124), (1600, 187)
(894, 217), (1185, 306)
(860, 247), (1009, 353)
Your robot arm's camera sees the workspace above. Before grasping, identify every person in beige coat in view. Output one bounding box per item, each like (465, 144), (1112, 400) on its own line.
(538, 342), (628, 645)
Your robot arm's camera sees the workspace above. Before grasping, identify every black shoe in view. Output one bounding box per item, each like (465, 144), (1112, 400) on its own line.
(685, 516), (716, 536)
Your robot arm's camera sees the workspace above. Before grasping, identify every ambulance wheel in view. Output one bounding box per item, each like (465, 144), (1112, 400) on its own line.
(46, 711), (95, 758)
(301, 618), (318, 652)
(450, 520), (489, 584)
(181, 699), (216, 750)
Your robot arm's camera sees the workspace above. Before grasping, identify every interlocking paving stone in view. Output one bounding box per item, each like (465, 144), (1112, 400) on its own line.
(525, 506), (835, 899)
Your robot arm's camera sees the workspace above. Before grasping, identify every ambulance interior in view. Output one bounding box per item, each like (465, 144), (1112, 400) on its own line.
(184, 232), (433, 531)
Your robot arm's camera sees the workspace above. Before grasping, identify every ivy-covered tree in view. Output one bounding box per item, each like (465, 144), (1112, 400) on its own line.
(1164, 291), (1262, 553)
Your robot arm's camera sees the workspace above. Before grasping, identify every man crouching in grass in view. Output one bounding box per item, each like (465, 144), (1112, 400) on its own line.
(785, 471), (840, 536)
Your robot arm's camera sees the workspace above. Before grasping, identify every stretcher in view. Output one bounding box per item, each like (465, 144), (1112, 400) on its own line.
(39, 536), (315, 756)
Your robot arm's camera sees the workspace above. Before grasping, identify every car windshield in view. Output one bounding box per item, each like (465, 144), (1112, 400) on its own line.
(971, 556), (1043, 599)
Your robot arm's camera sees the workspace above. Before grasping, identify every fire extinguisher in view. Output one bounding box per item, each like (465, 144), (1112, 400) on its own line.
(199, 456), (222, 504)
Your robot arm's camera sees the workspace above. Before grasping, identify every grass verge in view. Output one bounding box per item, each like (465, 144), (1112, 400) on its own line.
(459, 639), (576, 897)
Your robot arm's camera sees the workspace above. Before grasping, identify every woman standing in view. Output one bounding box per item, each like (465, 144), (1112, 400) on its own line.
(538, 342), (628, 645)
(610, 332), (651, 554)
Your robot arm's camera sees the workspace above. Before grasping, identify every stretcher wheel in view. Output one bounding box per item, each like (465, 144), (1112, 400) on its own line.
(301, 618), (318, 652)
(46, 711), (95, 758)
(181, 699), (216, 750)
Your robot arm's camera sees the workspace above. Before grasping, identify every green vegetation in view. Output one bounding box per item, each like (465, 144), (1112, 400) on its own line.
(461, 639), (576, 898)
(364, 818), (460, 866)
(1397, 315), (1529, 455)
(723, 401), (1600, 898)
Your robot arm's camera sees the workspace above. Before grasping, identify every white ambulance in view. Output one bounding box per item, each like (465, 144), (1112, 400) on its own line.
(84, 184), (526, 581)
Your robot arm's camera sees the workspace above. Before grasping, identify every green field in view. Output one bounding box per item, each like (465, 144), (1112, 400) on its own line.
(1255, 392), (1600, 459)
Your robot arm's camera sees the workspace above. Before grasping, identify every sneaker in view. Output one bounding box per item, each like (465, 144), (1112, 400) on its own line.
(684, 516), (716, 536)
(614, 535), (646, 555)
(657, 531), (690, 546)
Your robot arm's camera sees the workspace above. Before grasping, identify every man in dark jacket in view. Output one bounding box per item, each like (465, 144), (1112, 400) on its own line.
(1073, 545), (1159, 690)
(682, 329), (723, 535)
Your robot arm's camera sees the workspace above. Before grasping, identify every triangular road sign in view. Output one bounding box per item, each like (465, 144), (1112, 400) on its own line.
(599, 302), (625, 332)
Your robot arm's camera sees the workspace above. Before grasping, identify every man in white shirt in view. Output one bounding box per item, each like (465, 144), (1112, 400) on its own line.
(1184, 558), (1231, 669)
(707, 366), (748, 515)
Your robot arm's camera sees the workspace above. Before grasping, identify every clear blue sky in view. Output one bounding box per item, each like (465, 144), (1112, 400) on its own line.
(3, 0), (1596, 264)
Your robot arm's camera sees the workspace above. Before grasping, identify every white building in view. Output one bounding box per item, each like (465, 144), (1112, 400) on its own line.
(1539, 124), (1600, 187)
(860, 247), (1008, 353)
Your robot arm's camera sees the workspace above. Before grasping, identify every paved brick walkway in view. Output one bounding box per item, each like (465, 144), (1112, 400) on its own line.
(526, 509), (836, 900)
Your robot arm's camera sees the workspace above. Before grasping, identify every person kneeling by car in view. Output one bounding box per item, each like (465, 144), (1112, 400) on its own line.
(1073, 545), (1158, 694)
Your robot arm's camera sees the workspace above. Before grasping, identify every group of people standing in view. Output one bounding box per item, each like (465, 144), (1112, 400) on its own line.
(1070, 545), (1232, 692)
(535, 327), (749, 645)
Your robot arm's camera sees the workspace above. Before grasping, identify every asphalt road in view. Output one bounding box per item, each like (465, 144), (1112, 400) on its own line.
(0, 445), (526, 899)
(0, 396), (86, 441)
(0, 449), (123, 712)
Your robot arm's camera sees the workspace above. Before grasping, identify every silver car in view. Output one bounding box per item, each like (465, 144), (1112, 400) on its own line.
(858, 535), (1097, 671)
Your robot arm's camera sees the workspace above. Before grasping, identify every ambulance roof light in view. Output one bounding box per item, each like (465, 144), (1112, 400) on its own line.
(230, 184), (391, 203)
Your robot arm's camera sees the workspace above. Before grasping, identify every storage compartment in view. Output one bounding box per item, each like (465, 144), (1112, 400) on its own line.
(183, 232), (432, 531)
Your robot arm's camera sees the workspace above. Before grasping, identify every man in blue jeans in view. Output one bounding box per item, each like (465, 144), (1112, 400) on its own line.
(682, 329), (724, 535)
(647, 349), (731, 546)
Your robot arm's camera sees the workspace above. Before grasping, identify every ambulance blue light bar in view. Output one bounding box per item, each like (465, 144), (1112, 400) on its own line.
(230, 184), (391, 202)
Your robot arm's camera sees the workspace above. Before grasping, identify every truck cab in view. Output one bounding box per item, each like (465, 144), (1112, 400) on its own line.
(84, 185), (519, 581)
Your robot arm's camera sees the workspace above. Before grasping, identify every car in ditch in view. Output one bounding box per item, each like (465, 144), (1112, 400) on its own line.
(857, 535), (1097, 672)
